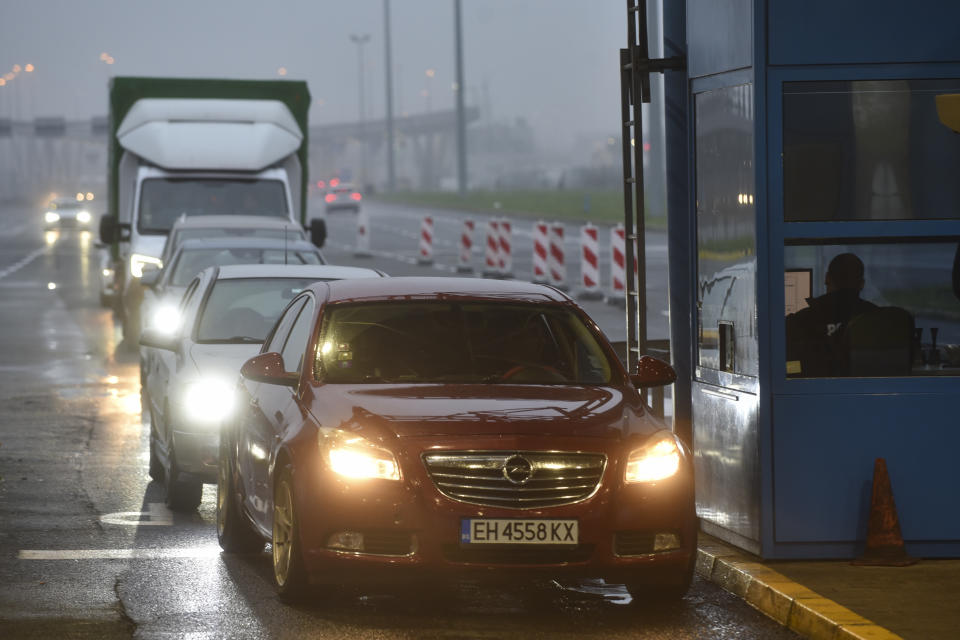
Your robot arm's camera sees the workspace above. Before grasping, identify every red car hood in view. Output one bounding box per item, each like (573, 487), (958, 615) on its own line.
(308, 383), (655, 439)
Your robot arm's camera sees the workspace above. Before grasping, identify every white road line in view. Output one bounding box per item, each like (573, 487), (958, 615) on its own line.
(18, 546), (223, 560)
(0, 246), (47, 281)
(99, 502), (173, 526)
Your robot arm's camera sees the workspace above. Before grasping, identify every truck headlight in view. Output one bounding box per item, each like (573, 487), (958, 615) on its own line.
(44, 211), (60, 223)
(182, 379), (234, 425)
(76, 210), (92, 224)
(321, 431), (400, 481)
(625, 431), (682, 484)
(130, 253), (162, 278)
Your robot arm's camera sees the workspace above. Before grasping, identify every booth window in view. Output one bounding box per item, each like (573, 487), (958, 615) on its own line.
(784, 241), (960, 377)
(695, 84), (757, 376)
(783, 79), (960, 222)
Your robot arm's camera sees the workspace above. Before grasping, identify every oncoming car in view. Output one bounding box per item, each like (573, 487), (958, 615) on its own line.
(43, 196), (94, 229)
(218, 277), (695, 602)
(139, 263), (386, 511)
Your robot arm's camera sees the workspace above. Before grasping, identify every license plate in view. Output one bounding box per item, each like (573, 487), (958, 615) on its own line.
(460, 519), (578, 545)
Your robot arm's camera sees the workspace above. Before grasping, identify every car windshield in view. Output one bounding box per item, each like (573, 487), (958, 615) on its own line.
(49, 201), (83, 210)
(316, 301), (614, 385)
(137, 178), (288, 234)
(175, 227), (306, 246)
(170, 248), (321, 286)
(196, 278), (321, 343)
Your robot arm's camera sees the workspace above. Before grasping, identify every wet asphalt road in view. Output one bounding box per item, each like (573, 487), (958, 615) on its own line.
(0, 200), (798, 639)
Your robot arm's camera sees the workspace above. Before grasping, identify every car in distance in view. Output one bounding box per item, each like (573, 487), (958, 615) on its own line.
(131, 235), (326, 343)
(43, 196), (94, 229)
(140, 263), (387, 511)
(158, 214), (313, 268)
(219, 277), (695, 602)
(323, 182), (362, 213)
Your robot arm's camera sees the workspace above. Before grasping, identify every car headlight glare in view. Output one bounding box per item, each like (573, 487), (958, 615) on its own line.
(322, 431), (400, 481)
(44, 211), (60, 223)
(150, 304), (181, 334)
(76, 210), (91, 223)
(130, 253), (162, 278)
(625, 432), (682, 483)
(182, 379), (234, 425)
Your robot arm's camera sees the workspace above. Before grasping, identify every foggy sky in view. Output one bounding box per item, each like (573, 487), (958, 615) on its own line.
(0, 0), (626, 147)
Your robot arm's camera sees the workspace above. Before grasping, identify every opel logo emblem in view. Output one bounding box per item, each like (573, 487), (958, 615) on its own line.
(503, 454), (533, 485)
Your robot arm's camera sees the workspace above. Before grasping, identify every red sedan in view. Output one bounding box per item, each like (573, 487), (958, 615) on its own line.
(217, 277), (696, 602)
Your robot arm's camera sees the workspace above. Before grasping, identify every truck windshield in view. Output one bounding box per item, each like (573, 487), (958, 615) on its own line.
(138, 178), (288, 234)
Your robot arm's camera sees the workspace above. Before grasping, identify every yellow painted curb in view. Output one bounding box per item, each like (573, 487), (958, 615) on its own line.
(697, 546), (903, 640)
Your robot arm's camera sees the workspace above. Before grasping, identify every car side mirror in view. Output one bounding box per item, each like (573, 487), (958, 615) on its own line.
(99, 214), (118, 244)
(310, 218), (327, 248)
(241, 352), (299, 386)
(139, 329), (179, 352)
(140, 265), (162, 288)
(630, 355), (677, 388)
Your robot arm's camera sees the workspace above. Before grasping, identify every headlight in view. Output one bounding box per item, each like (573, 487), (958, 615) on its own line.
(321, 430), (400, 481)
(44, 211), (60, 223)
(76, 210), (91, 224)
(130, 253), (162, 278)
(625, 431), (682, 483)
(182, 379), (235, 425)
(150, 304), (181, 334)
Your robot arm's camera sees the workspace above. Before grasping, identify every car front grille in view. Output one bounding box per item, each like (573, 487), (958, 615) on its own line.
(422, 451), (606, 509)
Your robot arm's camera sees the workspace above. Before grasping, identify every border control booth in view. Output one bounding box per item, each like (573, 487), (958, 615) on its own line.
(670, 0), (960, 558)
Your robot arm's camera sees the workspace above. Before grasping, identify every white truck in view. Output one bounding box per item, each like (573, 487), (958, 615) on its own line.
(99, 77), (325, 343)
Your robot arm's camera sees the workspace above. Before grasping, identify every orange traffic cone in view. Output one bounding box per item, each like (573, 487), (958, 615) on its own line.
(852, 458), (917, 566)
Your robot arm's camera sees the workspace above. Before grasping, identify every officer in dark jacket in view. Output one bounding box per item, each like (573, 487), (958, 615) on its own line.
(785, 253), (879, 377)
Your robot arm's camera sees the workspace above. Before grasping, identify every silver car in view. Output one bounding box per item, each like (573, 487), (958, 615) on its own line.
(139, 263), (386, 511)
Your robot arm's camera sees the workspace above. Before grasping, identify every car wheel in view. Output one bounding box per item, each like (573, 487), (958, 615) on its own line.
(148, 430), (164, 481)
(217, 436), (263, 553)
(272, 466), (309, 601)
(625, 551), (695, 603)
(164, 455), (203, 512)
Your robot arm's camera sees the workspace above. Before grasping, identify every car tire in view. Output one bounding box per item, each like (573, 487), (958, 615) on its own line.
(164, 456), (203, 512)
(625, 550), (696, 603)
(217, 436), (262, 553)
(272, 466), (310, 602)
(148, 431), (164, 481)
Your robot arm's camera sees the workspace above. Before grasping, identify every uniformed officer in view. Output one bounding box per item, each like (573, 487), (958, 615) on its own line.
(785, 253), (879, 377)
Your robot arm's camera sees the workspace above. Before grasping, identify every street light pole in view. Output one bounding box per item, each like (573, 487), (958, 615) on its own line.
(454, 0), (467, 196)
(349, 33), (371, 189)
(383, 0), (396, 192)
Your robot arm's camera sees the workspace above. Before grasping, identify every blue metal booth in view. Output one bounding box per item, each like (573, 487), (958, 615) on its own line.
(630, 0), (960, 559)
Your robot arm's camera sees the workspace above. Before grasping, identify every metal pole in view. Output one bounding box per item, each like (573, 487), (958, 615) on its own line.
(384, 0), (396, 192)
(454, 0), (467, 196)
(350, 34), (371, 188)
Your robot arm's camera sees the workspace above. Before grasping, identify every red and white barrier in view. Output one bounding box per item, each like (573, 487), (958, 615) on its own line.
(418, 215), (434, 264)
(608, 223), (638, 305)
(497, 217), (513, 277)
(548, 222), (567, 290)
(483, 219), (501, 276)
(354, 208), (371, 257)
(579, 222), (603, 299)
(532, 220), (549, 283)
(457, 218), (475, 273)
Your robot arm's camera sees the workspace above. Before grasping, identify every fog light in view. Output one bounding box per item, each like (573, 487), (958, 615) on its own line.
(327, 531), (364, 552)
(653, 532), (681, 552)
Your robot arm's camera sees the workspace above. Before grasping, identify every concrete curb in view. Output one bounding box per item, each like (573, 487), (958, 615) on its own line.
(696, 536), (902, 640)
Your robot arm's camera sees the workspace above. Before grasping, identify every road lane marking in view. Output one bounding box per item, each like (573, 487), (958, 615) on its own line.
(0, 246), (47, 281)
(99, 502), (173, 526)
(18, 546), (223, 560)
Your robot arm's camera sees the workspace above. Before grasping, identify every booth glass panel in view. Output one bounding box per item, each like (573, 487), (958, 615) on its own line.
(783, 79), (960, 222)
(695, 84), (757, 376)
(784, 240), (960, 377)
